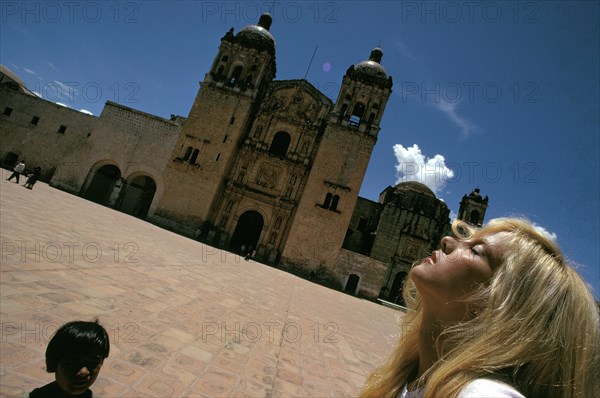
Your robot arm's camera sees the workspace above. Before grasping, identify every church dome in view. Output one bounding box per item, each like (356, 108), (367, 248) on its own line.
(355, 48), (387, 79)
(235, 13), (275, 54)
(394, 181), (435, 197)
(346, 48), (392, 88)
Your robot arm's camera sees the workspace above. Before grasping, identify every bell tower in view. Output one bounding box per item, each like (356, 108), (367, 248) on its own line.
(457, 188), (489, 227)
(156, 14), (277, 228)
(206, 13), (276, 98)
(332, 48), (393, 137)
(280, 48), (393, 272)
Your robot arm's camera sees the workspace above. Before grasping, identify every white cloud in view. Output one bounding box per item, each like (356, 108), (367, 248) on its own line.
(449, 210), (458, 222)
(52, 80), (78, 101)
(79, 109), (93, 115)
(532, 223), (558, 241)
(393, 144), (454, 196)
(23, 67), (36, 75)
(48, 62), (60, 73)
(432, 98), (476, 138)
(393, 39), (417, 61)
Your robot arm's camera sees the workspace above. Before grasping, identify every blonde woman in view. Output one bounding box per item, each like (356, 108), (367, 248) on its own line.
(360, 218), (599, 398)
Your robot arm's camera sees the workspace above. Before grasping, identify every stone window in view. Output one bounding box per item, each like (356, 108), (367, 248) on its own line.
(357, 217), (367, 231)
(269, 131), (291, 157)
(367, 112), (375, 126)
(227, 65), (243, 86)
(190, 148), (200, 164)
(31, 116), (40, 125)
(182, 146), (193, 161)
(323, 193), (333, 208)
(3, 107), (13, 116)
(57, 125), (67, 134)
(469, 210), (481, 225)
(349, 103), (365, 127)
(339, 103), (348, 122)
(330, 195), (340, 211)
(322, 193), (340, 212)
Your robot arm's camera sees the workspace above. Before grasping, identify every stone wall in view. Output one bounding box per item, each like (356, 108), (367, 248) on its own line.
(334, 248), (388, 299)
(50, 101), (181, 209)
(0, 86), (97, 182)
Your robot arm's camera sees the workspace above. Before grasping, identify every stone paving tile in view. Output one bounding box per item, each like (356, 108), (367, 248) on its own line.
(0, 176), (402, 397)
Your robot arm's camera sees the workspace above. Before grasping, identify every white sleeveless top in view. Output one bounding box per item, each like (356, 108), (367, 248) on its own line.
(398, 378), (525, 398)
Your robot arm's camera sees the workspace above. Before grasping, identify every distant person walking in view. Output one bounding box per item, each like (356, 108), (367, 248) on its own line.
(244, 245), (253, 261)
(24, 166), (41, 189)
(7, 160), (25, 183)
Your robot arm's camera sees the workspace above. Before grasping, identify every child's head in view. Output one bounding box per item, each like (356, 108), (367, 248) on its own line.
(46, 320), (110, 395)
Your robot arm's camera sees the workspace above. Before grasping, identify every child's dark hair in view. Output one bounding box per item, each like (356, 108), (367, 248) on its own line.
(45, 319), (110, 372)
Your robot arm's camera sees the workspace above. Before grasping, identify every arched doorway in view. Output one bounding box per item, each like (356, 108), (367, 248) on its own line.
(390, 271), (408, 305)
(83, 164), (121, 205)
(117, 175), (157, 218)
(229, 211), (264, 253)
(344, 274), (360, 295)
(2, 152), (18, 169)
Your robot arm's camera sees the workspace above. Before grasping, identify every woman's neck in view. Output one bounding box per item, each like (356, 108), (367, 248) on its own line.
(416, 308), (445, 379)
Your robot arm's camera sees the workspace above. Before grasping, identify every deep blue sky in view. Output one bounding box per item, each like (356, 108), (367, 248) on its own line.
(2, 1), (598, 298)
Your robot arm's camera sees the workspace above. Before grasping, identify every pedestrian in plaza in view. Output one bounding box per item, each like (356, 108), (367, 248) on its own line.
(359, 217), (599, 398)
(24, 166), (41, 189)
(6, 160), (25, 183)
(244, 245), (253, 261)
(29, 319), (110, 398)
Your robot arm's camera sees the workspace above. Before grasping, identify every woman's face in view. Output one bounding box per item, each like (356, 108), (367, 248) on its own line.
(411, 232), (507, 318)
(55, 354), (103, 395)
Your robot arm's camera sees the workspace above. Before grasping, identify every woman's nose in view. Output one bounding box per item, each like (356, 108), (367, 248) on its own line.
(441, 236), (457, 254)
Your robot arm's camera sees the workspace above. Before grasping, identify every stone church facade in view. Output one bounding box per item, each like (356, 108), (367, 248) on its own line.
(0, 15), (488, 301)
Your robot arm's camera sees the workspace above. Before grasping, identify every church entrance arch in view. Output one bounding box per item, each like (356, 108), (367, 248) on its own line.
(229, 210), (264, 253)
(117, 175), (156, 218)
(344, 274), (360, 295)
(83, 164), (121, 205)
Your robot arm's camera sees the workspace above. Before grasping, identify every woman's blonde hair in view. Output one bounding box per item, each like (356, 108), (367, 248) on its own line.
(359, 218), (600, 398)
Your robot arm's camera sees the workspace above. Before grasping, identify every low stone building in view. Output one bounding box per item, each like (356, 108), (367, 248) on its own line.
(51, 101), (183, 220)
(0, 83), (96, 183)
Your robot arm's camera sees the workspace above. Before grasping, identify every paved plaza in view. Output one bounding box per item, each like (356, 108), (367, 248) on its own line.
(0, 173), (402, 397)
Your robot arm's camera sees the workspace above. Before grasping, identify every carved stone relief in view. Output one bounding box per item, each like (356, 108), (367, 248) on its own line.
(256, 164), (278, 189)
